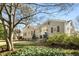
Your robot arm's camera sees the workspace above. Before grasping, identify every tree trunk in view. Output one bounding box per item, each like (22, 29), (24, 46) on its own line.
(3, 27), (13, 51)
(3, 27), (12, 51)
(8, 31), (14, 51)
(3, 26), (14, 51)
(6, 38), (12, 51)
(6, 34), (14, 51)
(10, 32), (14, 50)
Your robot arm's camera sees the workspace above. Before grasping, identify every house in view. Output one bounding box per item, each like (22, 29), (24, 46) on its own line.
(22, 19), (75, 39)
(36, 20), (75, 36)
(21, 24), (35, 40)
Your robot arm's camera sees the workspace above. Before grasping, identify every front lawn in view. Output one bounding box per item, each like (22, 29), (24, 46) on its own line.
(0, 43), (79, 56)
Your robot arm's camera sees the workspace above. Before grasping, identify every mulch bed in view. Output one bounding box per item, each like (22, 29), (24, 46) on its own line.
(49, 43), (79, 50)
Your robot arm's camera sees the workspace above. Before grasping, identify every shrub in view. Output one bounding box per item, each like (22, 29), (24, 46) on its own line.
(47, 33), (67, 45)
(47, 33), (79, 47)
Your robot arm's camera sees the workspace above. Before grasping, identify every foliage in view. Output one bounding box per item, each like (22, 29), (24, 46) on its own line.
(47, 33), (79, 47)
(32, 33), (37, 40)
(1, 46), (79, 56)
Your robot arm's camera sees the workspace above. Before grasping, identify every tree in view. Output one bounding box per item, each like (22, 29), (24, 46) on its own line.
(0, 3), (34, 51)
(0, 3), (74, 51)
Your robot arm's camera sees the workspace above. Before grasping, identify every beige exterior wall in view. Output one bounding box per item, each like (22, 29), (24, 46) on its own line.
(48, 21), (65, 35)
(22, 25), (35, 40)
(65, 20), (75, 36)
(36, 20), (66, 37)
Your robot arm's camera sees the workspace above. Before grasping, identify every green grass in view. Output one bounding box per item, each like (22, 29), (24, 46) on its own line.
(0, 41), (79, 56)
(0, 43), (79, 56)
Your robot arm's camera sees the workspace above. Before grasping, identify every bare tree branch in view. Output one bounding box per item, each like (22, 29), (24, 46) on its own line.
(5, 6), (10, 16)
(13, 10), (52, 28)
(0, 16), (9, 24)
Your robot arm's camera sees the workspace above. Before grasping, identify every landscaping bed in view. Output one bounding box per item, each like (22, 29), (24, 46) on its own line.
(47, 33), (79, 49)
(1, 46), (79, 56)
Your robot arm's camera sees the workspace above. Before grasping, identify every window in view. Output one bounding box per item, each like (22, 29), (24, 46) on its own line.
(24, 33), (27, 36)
(46, 29), (48, 31)
(57, 26), (60, 32)
(31, 31), (33, 35)
(51, 27), (53, 33)
(48, 21), (50, 25)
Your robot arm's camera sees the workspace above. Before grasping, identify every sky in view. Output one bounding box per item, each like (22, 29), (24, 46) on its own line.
(33, 4), (79, 30)
(16, 4), (79, 31)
